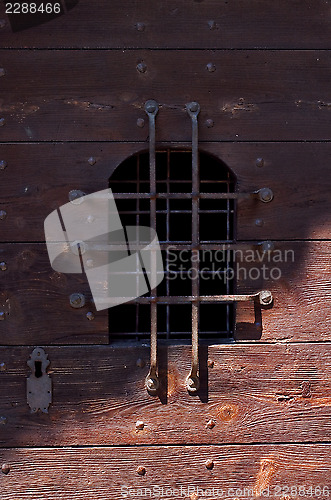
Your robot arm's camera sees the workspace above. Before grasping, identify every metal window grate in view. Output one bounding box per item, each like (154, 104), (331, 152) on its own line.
(109, 150), (236, 342)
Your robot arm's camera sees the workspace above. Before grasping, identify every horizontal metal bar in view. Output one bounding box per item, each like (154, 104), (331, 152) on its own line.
(131, 291), (272, 305)
(113, 188), (273, 202)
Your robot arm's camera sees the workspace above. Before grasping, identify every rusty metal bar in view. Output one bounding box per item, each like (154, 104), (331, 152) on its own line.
(144, 100), (160, 395)
(112, 189), (273, 201)
(186, 102), (201, 394)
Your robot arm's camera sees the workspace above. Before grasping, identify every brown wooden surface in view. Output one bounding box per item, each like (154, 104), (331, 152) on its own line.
(0, 50), (330, 142)
(0, 142), (330, 241)
(0, 0), (330, 49)
(0, 241), (330, 345)
(0, 344), (330, 447)
(0, 244), (108, 345)
(0, 444), (330, 499)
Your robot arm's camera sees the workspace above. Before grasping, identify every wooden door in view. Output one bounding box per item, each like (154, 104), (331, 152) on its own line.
(0, 1), (330, 498)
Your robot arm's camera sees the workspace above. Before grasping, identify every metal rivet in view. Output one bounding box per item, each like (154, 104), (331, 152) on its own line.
(68, 190), (85, 204)
(0, 262), (7, 271)
(86, 311), (95, 321)
(86, 215), (95, 223)
(145, 100), (158, 114)
(69, 293), (85, 309)
(0, 118), (5, 127)
(205, 119), (214, 128)
(0, 210), (7, 220)
(0, 416), (7, 425)
(0, 160), (7, 170)
(136, 358), (145, 368)
(136, 118), (145, 128)
(137, 62), (147, 73)
(86, 259), (94, 268)
(1, 464), (10, 474)
(187, 101), (199, 113)
(255, 218), (264, 227)
(206, 62), (216, 72)
(205, 459), (214, 470)
(208, 20), (217, 30)
(146, 377), (158, 392)
(0, 68), (5, 77)
(0, 312), (5, 321)
(137, 466), (146, 476)
(0, 363), (6, 371)
(206, 419), (216, 429)
(258, 187), (274, 203)
(0, 20), (6, 29)
(136, 22), (145, 32)
(207, 359), (214, 368)
(136, 420), (144, 430)
(88, 157), (96, 166)
(256, 157), (264, 168)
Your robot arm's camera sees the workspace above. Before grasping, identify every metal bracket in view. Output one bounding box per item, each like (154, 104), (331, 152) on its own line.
(27, 348), (52, 413)
(144, 100), (160, 395)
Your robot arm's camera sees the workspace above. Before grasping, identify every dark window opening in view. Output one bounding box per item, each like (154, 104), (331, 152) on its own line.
(109, 150), (236, 342)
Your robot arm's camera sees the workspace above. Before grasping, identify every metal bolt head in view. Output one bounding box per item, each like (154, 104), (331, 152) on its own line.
(136, 358), (145, 368)
(206, 419), (216, 429)
(0, 118), (5, 127)
(1, 463), (10, 475)
(136, 22), (145, 32)
(146, 376), (159, 393)
(187, 101), (199, 113)
(207, 359), (214, 369)
(0, 262), (7, 271)
(187, 375), (200, 393)
(260, 290), (273, 305)
(205, 118), (214, 128)
(0, 416), (7, 425)
(0, 363), (6, 371)
(86, 258), (94, 268)
(137, 466), (146, 476)
(0, 160), (7, 170)
(205, 459), (214, 470)
(69, 293), (86, 309)
(136, 118), (145, 128)
(255, 218), (264, 227)
(136, 420), (144, 431)
(137, 62), (147, 73)
(206, 62), (216, 72)
(68, 189), (85, 204)
(258, 187), (274, 203)
(261, 240), (275, 253)
(0, 210), (7, 220)
(86, 311), (95, 321)
(88, 157), (96, 166)
(256, 157), (264, 168)
(208, 20), (217, 30)
(0, 312), (5, 321)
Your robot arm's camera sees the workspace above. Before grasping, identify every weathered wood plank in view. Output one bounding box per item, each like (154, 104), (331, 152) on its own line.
(0, 244), (108, 344)
(0, 0), (330, 49)
(0, 445), (330, 499)
(0, 241), (330, 344)
(0, 143), (330, 241)
(0, 50), (330, 141)
(0, 344), (330, 446)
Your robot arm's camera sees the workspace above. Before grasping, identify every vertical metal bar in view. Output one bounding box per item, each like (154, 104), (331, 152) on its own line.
(166, 149), (170, 339)
(185, 102), (200, 393)
(144, 100), (159, 394)
(135, 154), (140, 341)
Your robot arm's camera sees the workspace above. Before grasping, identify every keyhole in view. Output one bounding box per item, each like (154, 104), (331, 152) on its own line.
(34, 361), (43, 378)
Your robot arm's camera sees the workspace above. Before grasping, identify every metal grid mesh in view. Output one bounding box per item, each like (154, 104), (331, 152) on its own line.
(109, 150), (236, 341)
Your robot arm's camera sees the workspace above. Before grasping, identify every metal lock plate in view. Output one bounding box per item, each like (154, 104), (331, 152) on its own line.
(27, 348), (52, 413)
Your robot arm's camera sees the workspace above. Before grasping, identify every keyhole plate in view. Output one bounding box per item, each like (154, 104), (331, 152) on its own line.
(27, 348), (52, 414)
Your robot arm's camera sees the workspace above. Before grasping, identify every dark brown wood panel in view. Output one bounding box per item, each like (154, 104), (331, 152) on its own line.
(0, 50), (330, 141)
(0, 344), (330, 446)
(0, 445), (330, 499)
(0, 0), (330, 49)
(0, 143), (330, 242)
(0, 244), (108, 345)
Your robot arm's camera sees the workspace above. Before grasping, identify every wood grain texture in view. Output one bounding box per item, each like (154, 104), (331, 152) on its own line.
(0, 0), (330, 49)
(0, 50), (330, 141)
(0, 445), (330, 499)
(0, 142), (330, 241)
(0, 241), (331, 344)
(0, 244), (108, 345)
(0, 344), (330, 446)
